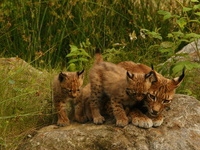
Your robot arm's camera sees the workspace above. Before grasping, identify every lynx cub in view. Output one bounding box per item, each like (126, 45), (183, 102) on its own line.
(144, 68), (185, 127)
(118, 61), (185, 128)
(53, 70), (84, 126)
(89, 54), (157, 127)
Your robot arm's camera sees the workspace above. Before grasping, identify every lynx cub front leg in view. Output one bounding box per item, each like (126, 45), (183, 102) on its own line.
(90, 100), (105, 124)
(111, 99), (129, 127)
(74, 102), (88, 123)
(129, 108), (153, 128)
(90, 88), (105, 124)
(55, 101), (70, 127)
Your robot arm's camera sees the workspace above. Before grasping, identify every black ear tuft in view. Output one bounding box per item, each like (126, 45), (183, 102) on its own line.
(151, 64), (154, 70)
(127, 71), (134, 79)
(77, 69), (84, 76)
(178, 66), (185, 82)
(172, 66), (185, 86)
(58, 72), (66, 82)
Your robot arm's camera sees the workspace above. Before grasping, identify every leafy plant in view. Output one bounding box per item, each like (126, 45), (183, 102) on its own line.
(155, 0), (200, 76)
(150, 0), (200, 98)
(66, 40), (92, 71)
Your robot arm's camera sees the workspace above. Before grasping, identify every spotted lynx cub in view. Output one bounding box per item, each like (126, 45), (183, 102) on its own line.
(53, 70), (84, 126)
(75, 83), (115, 123)
(144, 68), (185, 127)
(118, 61), (185, 128)
(89, 53), (157, 127)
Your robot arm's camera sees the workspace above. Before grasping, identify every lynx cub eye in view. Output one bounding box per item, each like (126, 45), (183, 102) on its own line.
(61, 88), (71, 93)
(148, 94), (156, 101)
(77, 89), (80, 91)
(163, 99), (171, 104)
(142, 93), (146, 97)
(126, 88), (135, 93)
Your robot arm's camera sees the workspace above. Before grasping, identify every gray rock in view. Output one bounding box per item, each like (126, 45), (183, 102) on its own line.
(166, 40), (200, 63)
(20, 94), (200, 150)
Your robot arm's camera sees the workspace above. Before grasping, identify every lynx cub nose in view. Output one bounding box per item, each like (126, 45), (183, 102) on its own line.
(135, 94), (145, 101)
(152, 110), (159, 116)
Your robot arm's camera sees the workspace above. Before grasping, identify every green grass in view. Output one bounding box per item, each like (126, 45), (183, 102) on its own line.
(0, 58), (54, 149)
(0, 0), (196, 68)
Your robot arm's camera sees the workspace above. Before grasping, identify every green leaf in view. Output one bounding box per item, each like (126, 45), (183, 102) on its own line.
(172, 31), (184, 37)
(172, 61), (189, 74)
(150, 32), (162, 40)
(66, 48), (91, 58)
(172, 61), (200, 74)
(194, 12), (200, 16)
(191, 0), (199, 2)
(68, 59), (79, 63)
(68, 57), (89, 64)
(184, 33), (200, 38)
(85, 38), (91, 46)
(69, 45), (78, 52)
(66, 52), (78, 57)
(8, 80), (15, 85)
(160, 41), (174, 48)
(172, 65), (184, 75)
(179, 39), (190, 43)
(176, 17), (187, 29)
(183, 7), (192, 12)
(163, 14), (172, 20)
(157, 10), (170, 15)
(167, 33), (174, 38)
(193, 63), (200, 68)
(76, 49), (91, 57)
(159, 48), (172, 53)
(67, 63), (76, 71)
(193, 4), (200, 10)
(157, 10), (172, 20)
(189, 19), (200, 23)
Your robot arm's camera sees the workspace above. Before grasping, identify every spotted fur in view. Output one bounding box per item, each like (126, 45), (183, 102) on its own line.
(144, 70), (184, 127)
(74, 83), (92, 123)
(53, 70), (84, 126)
(118, 61), (185, 128)
(89, 55), (156, 127)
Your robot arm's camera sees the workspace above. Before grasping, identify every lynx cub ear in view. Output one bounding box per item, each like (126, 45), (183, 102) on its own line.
(172, 67), (185, 86)
(77, 69), (84, 78)
(145, 71), (157, 83)
(59, 72), (67, 82)
(127, 71), (134, 79)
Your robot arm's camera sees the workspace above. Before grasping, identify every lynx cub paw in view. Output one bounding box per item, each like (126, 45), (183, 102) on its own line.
(75, 115), (88, 123)
(132, 116), (153, 128)
(152, 116), (164, 127)
(93, 115), (105, 125)
(116, 117), (129, 127)
(57, 118), (70, 127)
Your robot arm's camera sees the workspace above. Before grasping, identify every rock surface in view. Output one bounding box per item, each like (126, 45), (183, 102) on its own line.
(20, 94), (200, 150)
(166, 40), (200, 63)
